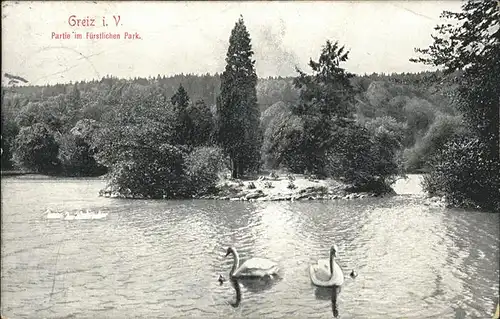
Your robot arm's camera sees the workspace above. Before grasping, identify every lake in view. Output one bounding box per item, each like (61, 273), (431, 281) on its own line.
(1, 175), (499, 319)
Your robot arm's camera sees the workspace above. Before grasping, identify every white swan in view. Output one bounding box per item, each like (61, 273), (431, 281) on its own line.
(45, 209), (108, 221)
(45, 209), (63, 219)
(63, 212), (76, 220)
(309, 244), (345, 287)
(225, 247), (279, 279)
(66, 210), (108, 220)
(91, 211), (108, 220)
(74, 210), (89, 220)
(75, 210), (108, 220)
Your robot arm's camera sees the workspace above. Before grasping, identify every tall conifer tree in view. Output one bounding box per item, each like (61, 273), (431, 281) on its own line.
(216, 15), (260, 178)
(171, 84), (191, 145)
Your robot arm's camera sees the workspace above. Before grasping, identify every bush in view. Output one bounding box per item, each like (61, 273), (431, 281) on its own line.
(422, 134), (500, 212)
(262, 111), (307, 172)
(93, 84), (228, 199)
(12, 123), (60, 174)
(105, 144), (189, 199)
(58, 119), (106, 176)
(404, 114), (465, 171)
(403, 97), (436, 138)
(1, 112), (19, 170)
(326, 120), (402, 193)
(57, 133), (106, 177)
(266, 113), (402, 194)
(184, 146), (225, 196)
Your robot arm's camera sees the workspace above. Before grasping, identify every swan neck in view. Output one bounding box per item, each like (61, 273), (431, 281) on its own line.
(230, 249), (240, 276)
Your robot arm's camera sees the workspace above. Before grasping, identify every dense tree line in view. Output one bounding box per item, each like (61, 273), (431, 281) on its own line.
(2, 14), (480, 202)
(411, 0), (499, 212)
(2, 70), (456, 171)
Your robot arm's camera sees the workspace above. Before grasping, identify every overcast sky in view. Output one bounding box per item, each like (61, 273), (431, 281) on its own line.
(1, 1), (462, 86)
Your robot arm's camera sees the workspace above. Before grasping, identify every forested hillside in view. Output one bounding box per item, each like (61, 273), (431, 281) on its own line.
(1, 70), (458, 175)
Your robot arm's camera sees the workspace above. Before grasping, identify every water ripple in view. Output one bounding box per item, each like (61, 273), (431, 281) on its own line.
(1, 178), (499, 319)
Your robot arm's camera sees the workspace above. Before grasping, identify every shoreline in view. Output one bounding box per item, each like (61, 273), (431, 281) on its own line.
(2, 171), (446, 206)
(99, 173), (394, 201)
(199, 173), (384, 201)
(1, 170), (36, 176)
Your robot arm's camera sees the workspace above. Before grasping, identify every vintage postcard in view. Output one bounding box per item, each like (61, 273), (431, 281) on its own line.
(1, 1), (499, 318)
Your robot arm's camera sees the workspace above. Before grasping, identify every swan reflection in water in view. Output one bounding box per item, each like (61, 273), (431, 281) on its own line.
(229, 278), (242, 308)
(223, 276), (281, 308)
(219, 246), (281, 307)
(238, 274), (281, 293)
(314, 285), (341, 318)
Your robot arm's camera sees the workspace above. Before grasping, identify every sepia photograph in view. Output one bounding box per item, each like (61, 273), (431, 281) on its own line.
(1, 1), (499, 318)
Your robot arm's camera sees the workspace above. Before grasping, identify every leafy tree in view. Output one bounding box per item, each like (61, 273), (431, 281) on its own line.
(104, 143), (189, 199)
(15, 101), (58, 130)
(215, 16), (260, 178)
(1, 101), (20, 169)
(293, 40), (355, 118)
(403, 97), (436, 139)
(290, 40), (356, 175)
(412, 0), (499, 160)
(80, 89), (108, 121)
(264, 40), (402, 190)
(185, 100), (215, 146)
(61, 83), (83, 131)
(12, 123), (60, 173)
(58, 119), (106, 176)
(412, 0), (500, 210)
(93, 84), (221, 199)
(263, 111), (307, 172)
(325, 118), (402, 193)
(93, 84), (176, 169)
(256, 78), (299, 110)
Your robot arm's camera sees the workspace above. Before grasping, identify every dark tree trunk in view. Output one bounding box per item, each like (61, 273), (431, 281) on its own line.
(231, 154), (239, 179)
